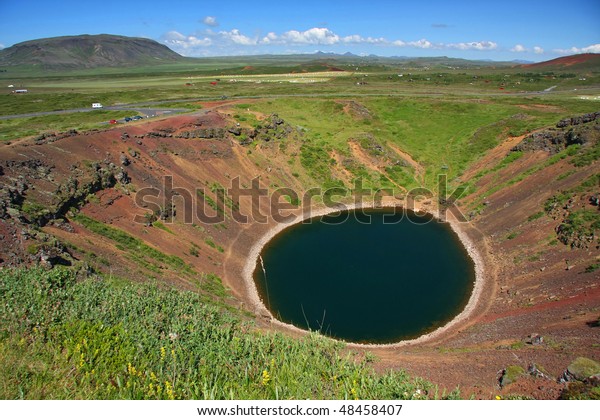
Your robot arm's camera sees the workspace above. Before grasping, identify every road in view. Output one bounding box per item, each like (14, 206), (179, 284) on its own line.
(0, 105), (190, 121)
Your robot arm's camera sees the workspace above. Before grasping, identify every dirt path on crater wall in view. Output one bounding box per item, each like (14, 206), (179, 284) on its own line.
(460, 134), (527, 180)
(386, 143), (425, 185)
(348, 141), (407, 193)
(329, 150), (355, 185)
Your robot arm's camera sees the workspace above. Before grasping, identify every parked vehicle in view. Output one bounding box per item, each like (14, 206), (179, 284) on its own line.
(109, 119), (118, 124)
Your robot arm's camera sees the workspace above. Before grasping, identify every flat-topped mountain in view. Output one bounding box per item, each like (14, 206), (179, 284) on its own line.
(0, 34), (183, 69)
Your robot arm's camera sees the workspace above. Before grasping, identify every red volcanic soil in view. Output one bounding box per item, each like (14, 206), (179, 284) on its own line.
(521, 53), (600, 68)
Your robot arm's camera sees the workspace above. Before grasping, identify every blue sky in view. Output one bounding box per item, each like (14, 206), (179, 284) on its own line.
(1, 0), (599, 61)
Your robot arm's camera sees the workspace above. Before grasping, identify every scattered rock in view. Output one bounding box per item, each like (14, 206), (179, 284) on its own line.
(177, 128), (226, 139)
(227, 126), (242, 136)
(511, 112), (599, 155)
(527, 363), (552, 380)
(527, 333), (544, 345)
(556, 111), (600, 128)
(120, 153), (131, 166)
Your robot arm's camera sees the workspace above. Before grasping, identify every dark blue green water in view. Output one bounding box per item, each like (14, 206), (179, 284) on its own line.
(254, 208), (475, 344)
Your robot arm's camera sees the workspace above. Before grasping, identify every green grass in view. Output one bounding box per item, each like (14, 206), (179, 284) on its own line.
(527, 211), (545, 222)
(152, 221), (174, 235)
(72, 213), (195, 277)
(571, 139), (600, 167)
(0, 111), (134, 142)
(250, 96), (595, 193)
(545, 173), (600, 213)
(0, 267), (440, 400)
(557, 209), (600, 246)
(204, 238), (224, 253)
(506, 231), (520, 240)
(471, 144), (585, 209)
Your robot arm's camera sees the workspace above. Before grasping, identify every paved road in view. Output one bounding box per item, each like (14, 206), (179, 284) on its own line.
(0, 105), (190, 121)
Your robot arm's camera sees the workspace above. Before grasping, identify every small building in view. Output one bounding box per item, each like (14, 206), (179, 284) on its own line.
(92, 103), (103, 108)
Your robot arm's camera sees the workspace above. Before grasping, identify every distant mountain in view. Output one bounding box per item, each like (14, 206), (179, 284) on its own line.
(511, 59), (534, 64)
(0, 34), (183, 69)
(519, 53), (600, 70)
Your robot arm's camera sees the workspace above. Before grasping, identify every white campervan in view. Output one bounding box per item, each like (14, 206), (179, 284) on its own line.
(92, 103), (103, 109)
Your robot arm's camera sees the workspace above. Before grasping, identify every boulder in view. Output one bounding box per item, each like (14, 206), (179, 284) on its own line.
(527, 333), (544, 345)
(562, 357), (600, 382)
(120, 153), (131, 166)
(227, 126), (242, 136)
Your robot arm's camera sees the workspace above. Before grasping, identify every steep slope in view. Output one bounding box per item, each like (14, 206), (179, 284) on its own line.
(0, 34), (183, 69)
(520, 53), (600, 71)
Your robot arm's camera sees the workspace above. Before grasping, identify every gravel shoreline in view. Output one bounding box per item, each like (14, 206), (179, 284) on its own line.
(242, 200), (486, 348)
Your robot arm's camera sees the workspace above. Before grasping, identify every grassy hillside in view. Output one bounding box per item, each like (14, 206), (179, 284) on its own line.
(0, 267), (441, 399)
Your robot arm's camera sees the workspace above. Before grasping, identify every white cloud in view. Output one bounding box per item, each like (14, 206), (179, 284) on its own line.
(202, 16), (218, 27)
(281, 28), (340, 45)
(533, 46), (544, 54)
(391, 39), (436, 48)
(261, 32), (278, 44)
(392, 39), (497, 51)
(219, 29), (257, 45)
(162, 31), (212, 51)
(160, 26), (506, 57)
(448, 41), (497, 51)
(511, 44), (527, 52)
(341, 35), (385, 44)
(408, 39), (434, 49)
(553, 43), (600, 55)
(582, 44), (600, 53)
(256, 27), (386, 46)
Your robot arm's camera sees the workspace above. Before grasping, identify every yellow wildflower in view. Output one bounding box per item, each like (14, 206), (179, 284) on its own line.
(127, 362), (137, 376)
(160, 347), (166, 361)
(165, 381), (175, 400)
(261, 369), (271, 386)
